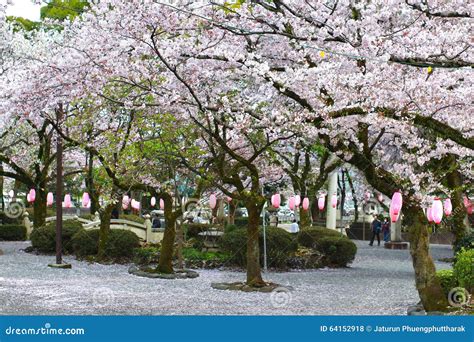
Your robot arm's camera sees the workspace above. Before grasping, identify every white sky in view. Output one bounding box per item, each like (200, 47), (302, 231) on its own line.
(6, 0), (41, 21)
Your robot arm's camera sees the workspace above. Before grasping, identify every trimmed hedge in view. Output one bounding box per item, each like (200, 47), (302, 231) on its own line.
(220, 227), (297, 269)
(71, 229), (140, 260)
(0, 224), (27, 241)
(234, 217), (263, 227)
(30, 220), (83, 254)
(453, 248), (474, 293)
(297, 227), (343, 248)
(133, 246), (161, 265)
(120, 214), (145, 224)
(435, 269), (457, 297)
(315, 237), (357, 267)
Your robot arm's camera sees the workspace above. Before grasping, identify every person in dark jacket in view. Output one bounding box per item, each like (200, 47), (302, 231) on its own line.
(369, 216), (382, 246)
(381, 217), (390, 242)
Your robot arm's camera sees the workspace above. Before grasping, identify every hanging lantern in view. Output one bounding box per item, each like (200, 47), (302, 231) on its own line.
(468, 205), (473, 215)
(432, 198), (443, 224)
(64, 194), (72, 208)
(318, 196), (325, 210)
(131, 199), (140, 210)
(26, 193), (32, 203)
(331, 193), (337, 208)
(271, 193), (281, 208)
(122, 195), (130, 210)
(302, 197), (309, 211)
(29, 189), (36, 203)
(426, 206), (433, 223)
(47, 192), (54, 207)
(294, 195), (301, 207)
(443, 198), (452, 216)
(82, 192), (90, 208)
(377, 193), (384, 202)
(209, 194), (217, 209)
(150, 196), (156, 207)
(289, 196), (295, 210)
(159, 198), (165, 210)
(390, 191), (403, 216)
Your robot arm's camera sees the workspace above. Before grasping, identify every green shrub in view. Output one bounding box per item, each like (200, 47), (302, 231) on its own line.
(79, 213), (96, 221)
(183, 223), (214, 239)
(220, 227), (297, 268)
(234, 217), (248, 227)
(315, 237), (357, 267)
(224, 224), (240, 233)
(71, 229), (100, 257)
(435, 269), (457, 297)
(133, 246), (160, 265)
(453, 248), (474, 293)
(454, 232), (474, 255)
(71, 228), (140, 260)
(297, 227), (343, 248)
(0, 224), (27, 241)
(182, 247), (230, 262)
(120, 214), (145, 224)
(30, 220), (83, 254)
(102, 229), (140, 259)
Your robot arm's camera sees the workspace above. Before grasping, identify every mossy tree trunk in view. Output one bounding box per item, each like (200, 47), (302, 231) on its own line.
(33, 186), (47, 228)
(245, 199), (265, 286)
(228, 200), (236, 225)
(0, 164), (4, 212)
(97, 203), (114, 260)
(157, 193), (181, 274)
(299, 205), (311, 228)
(405, 206), (448, 311)
(446, 165), (468, 246)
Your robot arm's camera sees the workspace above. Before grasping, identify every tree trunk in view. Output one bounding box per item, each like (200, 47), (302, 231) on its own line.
(345, 169), (359, 223)
(406, 206), (448, 311)
(246, 201), (265, 286)
(299, 205), (311, 228)
(85, 152), (100, 214)
(97, 203), (114, 260)
(446, 166), (468, 246)
(228, 201), (236, 224)
(157, 194), (176, 274)
(33, 188), (47, 228)
(0, 163), (4, 212)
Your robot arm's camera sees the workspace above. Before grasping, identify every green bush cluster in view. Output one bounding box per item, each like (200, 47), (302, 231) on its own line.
(0, 211), (21, 225)
(0, 224), (27, 241)
(182, 247), (230, 263)
(133, 246), (161, 265)
(71, 229), (99, 257)
(183, 223), (215, 239)
(220, 227), (297, 269)
(315, 237), (357, 267)
(435, 269), (457, 297)
(297, 227), (343, 248)
(454, 232), (474, 255)
(120, 214), (145, 224)
(453, 248), (474, 293)
(30, 220), (83, 254)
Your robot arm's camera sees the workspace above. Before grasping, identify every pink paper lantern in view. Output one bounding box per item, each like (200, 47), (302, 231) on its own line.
(432, 198), (443, 224)
(122, 195), (130, 210)
(271, 193), (281, 208)
(294, 195), (301, 207)
(443, 198), (452, 216)
(289, 196), (295, 211)
(26, 193), (31, 203)
(302, 197), (309, 211)
(318, 196), (325, 211)
(64, 194), (72, 208)
(331, 193), (337, 208)
(131, 199), (140, 210)
(159, 198), (165, 210)
(390, 191), (403, 216)
(82, 192), (90, 208)
(28, 189), (36, 203)
(389, 205), (399, 223)
(463, 195), (470, 208)
(426, 206), (433, 223)
(209, 194), (217, 209)
(47, 192), (54, 206)
(151, 197), (156, 207)
(468, 205), (473, 215)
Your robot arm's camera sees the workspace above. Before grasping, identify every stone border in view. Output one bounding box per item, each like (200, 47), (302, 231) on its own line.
(128, 265), (199, 279)
(211, 281), (292, 292)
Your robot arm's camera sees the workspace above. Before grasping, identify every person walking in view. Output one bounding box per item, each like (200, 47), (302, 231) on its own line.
(369, 216), (382, 246)
(381, 217), (390, 242)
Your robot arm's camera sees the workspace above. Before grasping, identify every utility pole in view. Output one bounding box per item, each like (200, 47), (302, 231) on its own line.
(49, 103), (71, 269)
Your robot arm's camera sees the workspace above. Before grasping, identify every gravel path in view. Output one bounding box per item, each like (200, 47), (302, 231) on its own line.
(0, 240), (453, 315)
